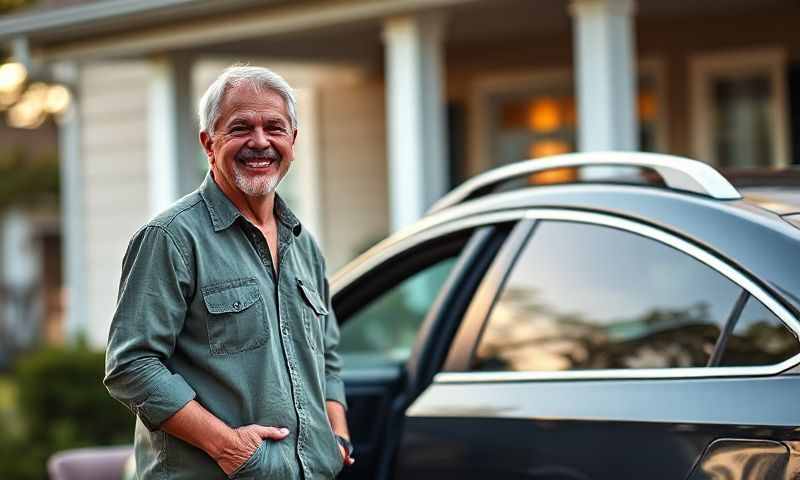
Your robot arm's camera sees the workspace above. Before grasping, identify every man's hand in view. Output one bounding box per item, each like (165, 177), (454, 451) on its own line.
(337, 441), (355, 466)
(161, 401), (291, 477)
(214, 425), (290, 476)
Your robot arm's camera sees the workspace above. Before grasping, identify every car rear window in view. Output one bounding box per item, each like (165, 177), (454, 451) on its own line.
(472, 220), (798, 373)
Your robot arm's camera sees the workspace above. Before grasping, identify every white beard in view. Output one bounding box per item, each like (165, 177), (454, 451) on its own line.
(232, 161), (283, 196)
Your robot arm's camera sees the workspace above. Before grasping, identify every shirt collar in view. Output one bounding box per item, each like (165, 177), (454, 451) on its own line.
(199, 171), (302, 237)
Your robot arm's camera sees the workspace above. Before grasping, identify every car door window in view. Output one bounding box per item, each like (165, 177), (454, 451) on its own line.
(473, 220), (744, 372)
(719, 296), (800, 366)
(339, 256), (459, 369)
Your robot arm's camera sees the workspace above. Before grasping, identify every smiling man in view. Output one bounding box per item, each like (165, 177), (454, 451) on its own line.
(104, 66), (354, 479)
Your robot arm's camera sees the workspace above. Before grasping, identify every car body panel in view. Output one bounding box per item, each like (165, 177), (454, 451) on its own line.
(398, 375), (800, 479)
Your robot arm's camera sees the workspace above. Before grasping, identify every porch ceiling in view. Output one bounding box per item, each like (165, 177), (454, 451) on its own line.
(4, 0), (798, 63)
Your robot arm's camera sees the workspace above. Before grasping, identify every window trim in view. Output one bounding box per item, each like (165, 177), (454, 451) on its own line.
(689, 47), (791, 168)
(467, 58), (669, 177)
(437, 208), (800, 383)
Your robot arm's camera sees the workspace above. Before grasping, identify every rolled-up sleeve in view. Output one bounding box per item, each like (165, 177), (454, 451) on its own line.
(104, 225), (196, 431)
(321, 276), (347, 410)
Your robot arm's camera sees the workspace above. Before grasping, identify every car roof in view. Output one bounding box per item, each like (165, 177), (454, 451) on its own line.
(723, 168), (800, 215)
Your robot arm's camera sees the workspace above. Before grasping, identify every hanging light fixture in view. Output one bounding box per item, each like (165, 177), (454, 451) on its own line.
(0, 59), (72, 128)
(0, 61), (27, 107)
(8, 82), (48, 129)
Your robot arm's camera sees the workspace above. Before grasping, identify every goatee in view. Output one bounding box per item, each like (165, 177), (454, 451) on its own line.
(233, 148), (285, 196)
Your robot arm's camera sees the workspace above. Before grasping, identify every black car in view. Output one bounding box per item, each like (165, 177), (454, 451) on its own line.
(332, 152), (800, 480)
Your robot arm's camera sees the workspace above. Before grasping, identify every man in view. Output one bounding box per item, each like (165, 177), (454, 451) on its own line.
(104, 65), (354, 479)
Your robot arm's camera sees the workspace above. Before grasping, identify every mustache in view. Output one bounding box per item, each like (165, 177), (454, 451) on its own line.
(236, 148), (281, 162)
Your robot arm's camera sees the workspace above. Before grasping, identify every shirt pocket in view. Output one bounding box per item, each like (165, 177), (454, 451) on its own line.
(296, 278), (328, 353)
(202, 278), (268, 355)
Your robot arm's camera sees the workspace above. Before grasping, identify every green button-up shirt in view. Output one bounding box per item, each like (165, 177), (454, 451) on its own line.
(104, 173), (347, 480)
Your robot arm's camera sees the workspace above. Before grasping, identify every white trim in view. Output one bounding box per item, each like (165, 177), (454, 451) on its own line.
(36, 0), (478, 62)
(147, 57), (183, 215)
(467, 59), (668, 177)
(383, 13), (448, 231)
(291, 87), (324, 243)
(55, 63), (87, 343)
(570, 0), (638, 152)
(436, 208), (800, 383)
(689, 47), (791, 167)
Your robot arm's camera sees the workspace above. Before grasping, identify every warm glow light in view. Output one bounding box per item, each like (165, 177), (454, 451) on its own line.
(527, 97), (561, 133)
(45, 84), (71, 114)
(7, 82), (49, 129)
(0, 90), (19, 108)
(8, 99), (45, 128)
(527, 140), (575, 184)
(529, 139), (570, 158)
(638, 91), (657, 121)
(0, 62), (27, 94)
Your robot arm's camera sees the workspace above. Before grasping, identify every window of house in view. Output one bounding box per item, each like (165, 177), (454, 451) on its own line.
(472, 221), (745, 372)
(338, 256), (459, 369)
(718, 296), (799, 367)
(690, 48), (790, 168)
(481, 69), (664, 173)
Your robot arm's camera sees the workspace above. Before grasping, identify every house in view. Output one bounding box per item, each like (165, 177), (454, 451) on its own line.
(0, 0), (797, 348)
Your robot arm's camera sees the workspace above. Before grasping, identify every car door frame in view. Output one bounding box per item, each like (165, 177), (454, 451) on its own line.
(331, 211), (521, 479)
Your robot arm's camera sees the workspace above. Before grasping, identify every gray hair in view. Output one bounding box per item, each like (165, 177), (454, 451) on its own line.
(197, 65), (298, 135)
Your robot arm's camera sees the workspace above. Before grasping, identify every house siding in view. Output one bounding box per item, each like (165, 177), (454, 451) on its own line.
(318, 81), (389, 271)
(80, 61), (151, 348)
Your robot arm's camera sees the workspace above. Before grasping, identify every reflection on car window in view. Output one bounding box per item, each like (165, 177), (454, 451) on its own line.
(473, 221), (742, 372)
(720, 297), (799, 366)
(339, 257), (458, 369)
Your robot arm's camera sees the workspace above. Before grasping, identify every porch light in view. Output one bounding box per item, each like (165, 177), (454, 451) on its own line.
(528, 97), (562, 133)
(0, 60), (72, 128)
(0, 61), (27, 107)
(8, 82), (48, 129)
(529, 139), (571, 158)
(44, 84), (70, 115)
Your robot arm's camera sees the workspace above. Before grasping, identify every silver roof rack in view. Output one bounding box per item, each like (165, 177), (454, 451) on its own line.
(428, 151), (741, 214)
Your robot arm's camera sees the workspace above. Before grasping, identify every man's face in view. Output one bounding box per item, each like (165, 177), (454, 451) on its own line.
(201, 83), (297, 198)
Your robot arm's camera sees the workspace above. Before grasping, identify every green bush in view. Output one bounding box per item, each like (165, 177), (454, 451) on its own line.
(0, 347), (133, 480)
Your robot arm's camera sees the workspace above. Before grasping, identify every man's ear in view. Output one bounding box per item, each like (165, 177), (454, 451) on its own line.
(200, 131), (214, 165)
(292, 129), (298, 146)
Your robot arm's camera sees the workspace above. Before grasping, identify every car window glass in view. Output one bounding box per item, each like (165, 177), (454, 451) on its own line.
(473, 221), (742, 372)
(339, 257), (459, 369)
(720, 297), (799, 366)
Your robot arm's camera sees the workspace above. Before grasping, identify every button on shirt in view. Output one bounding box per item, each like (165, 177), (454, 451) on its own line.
(104, 173), (347, 480)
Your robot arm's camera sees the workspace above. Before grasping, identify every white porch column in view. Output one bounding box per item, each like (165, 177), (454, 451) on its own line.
(148, 55), (199, 215)
(570, 0), (638, 152)
(383, 14), (448, 232)
(54, 62), (87, 343)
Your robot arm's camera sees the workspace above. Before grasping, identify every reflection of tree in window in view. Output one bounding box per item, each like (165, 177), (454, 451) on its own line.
(720, 297), (799, 366)
(475, 287), (719, 371)
(472, 221), (744, 373)
(339, 258), (457, 369)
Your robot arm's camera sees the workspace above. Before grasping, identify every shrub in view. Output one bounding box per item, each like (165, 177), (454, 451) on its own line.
(0, 347), (133, 479)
